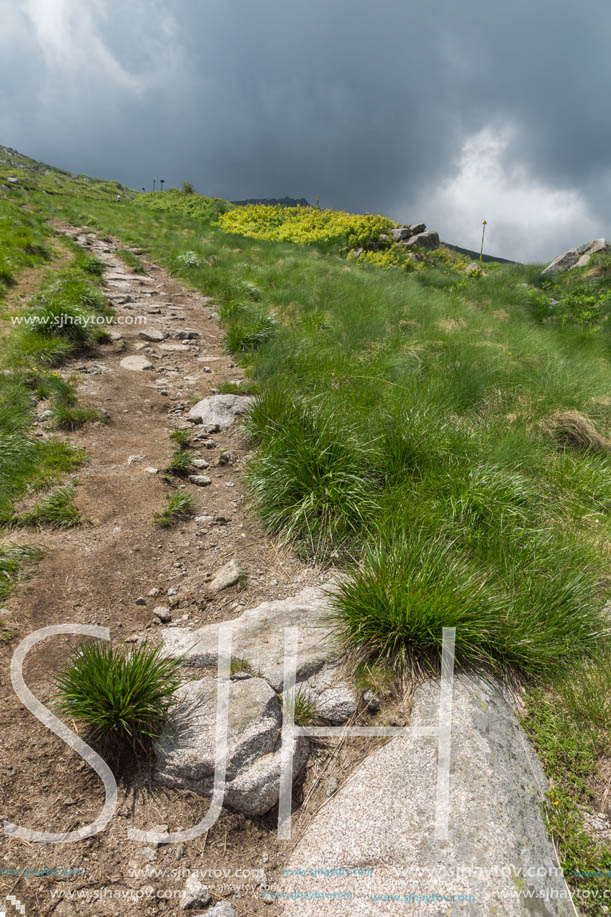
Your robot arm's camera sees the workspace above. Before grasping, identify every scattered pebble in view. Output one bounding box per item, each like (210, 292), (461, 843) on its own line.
(153, 606), (172, 623)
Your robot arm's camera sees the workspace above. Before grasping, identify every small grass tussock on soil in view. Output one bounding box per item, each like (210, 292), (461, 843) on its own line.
(153, 490), (195, 527)
(0, 543), (44, 601)
(54, 641), (183, 750)
(10, 485), (81, 528)
(281, 685), (320, 727)
(165, 448), (195, 478)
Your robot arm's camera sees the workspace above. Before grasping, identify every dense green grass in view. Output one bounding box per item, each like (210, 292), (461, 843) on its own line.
(522, 650), (611, 912)
(24, 187), (610, 680)
(0, 200), (52, 297)
(0, 202), (113, 566)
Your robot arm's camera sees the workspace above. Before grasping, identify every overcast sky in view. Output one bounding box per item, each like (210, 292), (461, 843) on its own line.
(2, 0), (610, 262)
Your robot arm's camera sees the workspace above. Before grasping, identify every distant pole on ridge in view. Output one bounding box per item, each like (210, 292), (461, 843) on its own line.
(160, 179), (165, 192)
(153, 179), (156, 192)
(480, 220), (487, 262)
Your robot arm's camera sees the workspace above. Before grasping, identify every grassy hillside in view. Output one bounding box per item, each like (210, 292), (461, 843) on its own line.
(0, 144), (134, 200)
(0, 167), (609, 907)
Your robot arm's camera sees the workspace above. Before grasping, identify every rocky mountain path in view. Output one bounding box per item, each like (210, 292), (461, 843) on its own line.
(0, 228), (337, 916)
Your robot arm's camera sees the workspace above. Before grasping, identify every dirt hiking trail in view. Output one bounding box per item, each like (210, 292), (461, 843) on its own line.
(0, 230), (365, 917)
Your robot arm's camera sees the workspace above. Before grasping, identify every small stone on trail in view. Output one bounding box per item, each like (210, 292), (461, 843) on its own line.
(153, 606), (172, 623)
(180, 875), (211, 910)
(144, 467), (159, 474)
(139, 328), (165, 342)
(120, 355), (154, 372)
(189, 475), (212, 486)
(134, 596), (147, 606)
(127, 455), (145, 464)
(208, 558), (243, 595)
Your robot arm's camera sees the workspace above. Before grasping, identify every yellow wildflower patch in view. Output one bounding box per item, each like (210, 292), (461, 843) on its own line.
(217, 204), (394, 248)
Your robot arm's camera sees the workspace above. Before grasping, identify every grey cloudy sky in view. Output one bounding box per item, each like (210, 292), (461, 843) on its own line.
(2, 0), (611, 261)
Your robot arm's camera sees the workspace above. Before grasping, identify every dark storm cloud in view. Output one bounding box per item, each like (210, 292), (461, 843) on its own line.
(2, 0), (611, 259)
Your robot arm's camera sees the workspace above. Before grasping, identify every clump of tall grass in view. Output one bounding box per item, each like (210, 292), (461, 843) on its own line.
(332, 527), (605, 679)
(54, 642), (182, 749)
(12, 485), (81, 528)
(246, 393), (379, 556)
(165, 449), (194, 478)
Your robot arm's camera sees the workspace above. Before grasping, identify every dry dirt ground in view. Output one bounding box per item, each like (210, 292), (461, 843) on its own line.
(0, 231), (389, 916)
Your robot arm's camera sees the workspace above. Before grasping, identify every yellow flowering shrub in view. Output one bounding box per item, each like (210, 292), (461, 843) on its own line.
(352, 248), (416, 271)
(217, 204), (394, 248)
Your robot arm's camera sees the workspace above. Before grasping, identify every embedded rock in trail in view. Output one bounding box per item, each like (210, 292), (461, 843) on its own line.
(161, 585), (357, 721)
(188, 393), (255, 429)
(154, 677), (308, 816)
(162, 585), (338, 691)
(139, 328), (165, 342)
(207, 558), (243, 595)
(180, 874), (211, 910)
(280, 675), (573, 916)
(542, 238), (611, 275)
(203, 904), (236, 917)
(120, 355), (154, 371)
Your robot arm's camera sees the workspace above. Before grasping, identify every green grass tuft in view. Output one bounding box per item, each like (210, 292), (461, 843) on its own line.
(54, 641), (182, 748)
(0, 544), (44, 602)
(11, 485), (81, 528)
(153, 491), (195, 527)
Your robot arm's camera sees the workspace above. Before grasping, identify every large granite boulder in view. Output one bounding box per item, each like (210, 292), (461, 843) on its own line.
(279, 675), (573, 915)
(155, 676), (308, 816)
(187, 394), (255, 429)
(161, 585), (357, 722)
(406, 229), (440, 250)
(542, 238), (611, 275)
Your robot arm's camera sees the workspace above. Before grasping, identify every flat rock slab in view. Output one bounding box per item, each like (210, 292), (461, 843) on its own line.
(139, 328), (165, 342)
(120, 355), (154, 372)
(188, 394), (255, 429)
(280, 675), (573, 916)
(105, 272), (154, 283)
(161, 585), (340, 692)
